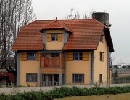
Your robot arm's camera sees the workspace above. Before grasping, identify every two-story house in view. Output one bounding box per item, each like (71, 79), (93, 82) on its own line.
(12, 17), (114, 86)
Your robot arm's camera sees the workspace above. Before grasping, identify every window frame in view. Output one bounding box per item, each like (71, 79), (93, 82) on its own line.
(100, 35), (104, 42)
(73, 52), (82, 60)
(27, 52), (36, 60)
(72, 74), (84, 83)
(26, 73), (37, 82)
(99, 52), (104, 61)
(51, 33), (58, 41)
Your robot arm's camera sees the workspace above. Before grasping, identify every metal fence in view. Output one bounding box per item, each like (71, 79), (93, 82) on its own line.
(112, 77), (130, 84)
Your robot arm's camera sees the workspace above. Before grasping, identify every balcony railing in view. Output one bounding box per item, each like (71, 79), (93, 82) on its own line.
(41, 56), (64, 68)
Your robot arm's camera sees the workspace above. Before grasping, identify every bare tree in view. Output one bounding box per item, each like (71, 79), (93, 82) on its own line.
(0, 0), (33, 70)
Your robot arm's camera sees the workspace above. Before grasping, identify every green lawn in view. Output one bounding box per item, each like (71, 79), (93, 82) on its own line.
(55, 93), (130, 100)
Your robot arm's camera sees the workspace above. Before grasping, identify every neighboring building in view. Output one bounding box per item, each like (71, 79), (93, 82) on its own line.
(12, 16), (114, 86)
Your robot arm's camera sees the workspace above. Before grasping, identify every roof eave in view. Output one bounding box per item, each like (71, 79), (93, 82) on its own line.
(104, 28), (114, 52)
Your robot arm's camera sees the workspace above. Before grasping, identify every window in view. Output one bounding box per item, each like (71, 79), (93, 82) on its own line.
(99, 74), (102, 83)
(26, 73), (37, 82)
(72, 74), (84, 83)
(51, 53), (59, 57)
(27, 52), (35, 60)
(100, 35), (104, 42)
(51, 34), (58, 41)
(73, 52), (82, 60)
(99, 52), (104, 61)
(47, 33), (62, 42)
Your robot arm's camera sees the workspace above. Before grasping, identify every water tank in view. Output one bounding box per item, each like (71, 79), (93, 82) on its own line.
(92, 12), (111, 27)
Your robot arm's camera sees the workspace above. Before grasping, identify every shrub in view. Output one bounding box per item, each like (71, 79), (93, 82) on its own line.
(1, 86), (130, 99)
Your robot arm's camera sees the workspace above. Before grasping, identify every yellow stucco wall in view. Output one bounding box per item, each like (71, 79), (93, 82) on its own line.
(94, 32), (108, 84)
(20, 61), (40, 86)
(66, 53), (91, 84)
(46, 30), (64, 50)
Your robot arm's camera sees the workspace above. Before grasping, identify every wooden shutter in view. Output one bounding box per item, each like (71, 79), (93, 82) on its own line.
(36, 52), (40, 61)
(21, 52), (27, 61)
(47, 33), (51, 42)
(83, 52), (89, 61)
(58, 33), (62, 42)
(67, 52), (73, 61)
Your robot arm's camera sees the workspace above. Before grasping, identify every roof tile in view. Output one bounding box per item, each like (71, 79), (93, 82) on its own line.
(12, 19), (114, 51)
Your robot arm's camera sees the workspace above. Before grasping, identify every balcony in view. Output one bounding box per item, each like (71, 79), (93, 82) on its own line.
(41, 56), (65, 74)
(41, 56), (64, 68)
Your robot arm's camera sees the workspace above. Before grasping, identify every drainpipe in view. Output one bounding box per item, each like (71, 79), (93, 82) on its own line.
(17, 52), (20, 86)
(107, 47), (109, 85)
(59, 52), (62, 85)
(64, 52), (67, 85)
(90, 50), (94, 85)
(38, 52), (41, 87)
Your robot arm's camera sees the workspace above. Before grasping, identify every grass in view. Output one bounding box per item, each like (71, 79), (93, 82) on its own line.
(55, 93), (130, 100)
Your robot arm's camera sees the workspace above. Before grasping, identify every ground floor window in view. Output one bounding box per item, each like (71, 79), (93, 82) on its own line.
(26, 73), (37, 82)
(72, 74), (84, 83)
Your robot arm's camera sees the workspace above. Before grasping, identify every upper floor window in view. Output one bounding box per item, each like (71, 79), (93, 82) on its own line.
(100, 35), (104, 42)
(51, 34), (58, 41)
(99, 52), (104, 61)
(73, 52), (82, 60)
(27, 52), (35, 60)
(47, 33), (62, 42)
(67, 52), (89, 61)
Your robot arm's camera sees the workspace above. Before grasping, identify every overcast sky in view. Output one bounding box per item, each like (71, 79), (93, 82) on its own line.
(32, 0), (130, 65)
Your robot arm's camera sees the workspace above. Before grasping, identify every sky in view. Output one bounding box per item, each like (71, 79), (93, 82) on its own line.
(32, 0), (130, 65)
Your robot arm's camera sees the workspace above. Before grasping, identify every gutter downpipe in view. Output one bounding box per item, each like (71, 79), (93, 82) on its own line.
(91, 50), (94, 85)
(38, 52), (41, 87)
(59, 52), (62, 85)
(107, 47), (109, 85)
(16, 52), (20, 86)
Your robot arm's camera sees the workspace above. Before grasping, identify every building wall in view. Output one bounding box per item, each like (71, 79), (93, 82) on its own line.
(66, 52), (91, 84)
(20, 61), (40, 86)
(94, 32), (108, 84)
(45, 30), (65, 50)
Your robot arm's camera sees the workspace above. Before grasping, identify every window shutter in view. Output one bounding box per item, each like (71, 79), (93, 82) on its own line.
(67, 52), (73, 61)
(58, 33), (62, 42)
(83, 52), (89, 61)
(21, 52), (27, 61)
(36, 52), (40, 61)
(47, 33), (51, 42)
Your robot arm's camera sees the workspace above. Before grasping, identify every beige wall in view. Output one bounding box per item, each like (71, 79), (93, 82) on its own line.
(66, 53), (91, 84)
(20, 61), (40, 86)
(46, 30), (64, 50)
(94, 32), (108, 84)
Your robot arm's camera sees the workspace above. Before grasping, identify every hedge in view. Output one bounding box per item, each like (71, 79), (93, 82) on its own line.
(0, 86), (130, 100)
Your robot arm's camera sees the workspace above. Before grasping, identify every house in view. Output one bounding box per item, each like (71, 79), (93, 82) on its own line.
(12, 16), (114, 86)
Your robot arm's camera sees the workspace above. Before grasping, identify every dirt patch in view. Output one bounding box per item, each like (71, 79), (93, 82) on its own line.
(55, 93), (130, 100)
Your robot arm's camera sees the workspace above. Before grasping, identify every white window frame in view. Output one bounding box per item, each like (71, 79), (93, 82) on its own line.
(73, 52), (82, 60)
(51, 33), (58, 41)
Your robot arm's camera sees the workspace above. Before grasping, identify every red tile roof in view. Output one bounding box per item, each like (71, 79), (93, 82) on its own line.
(12, 20), (51, 50)
(12, 19), (114, 52)
(41, 20), (72, 32)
